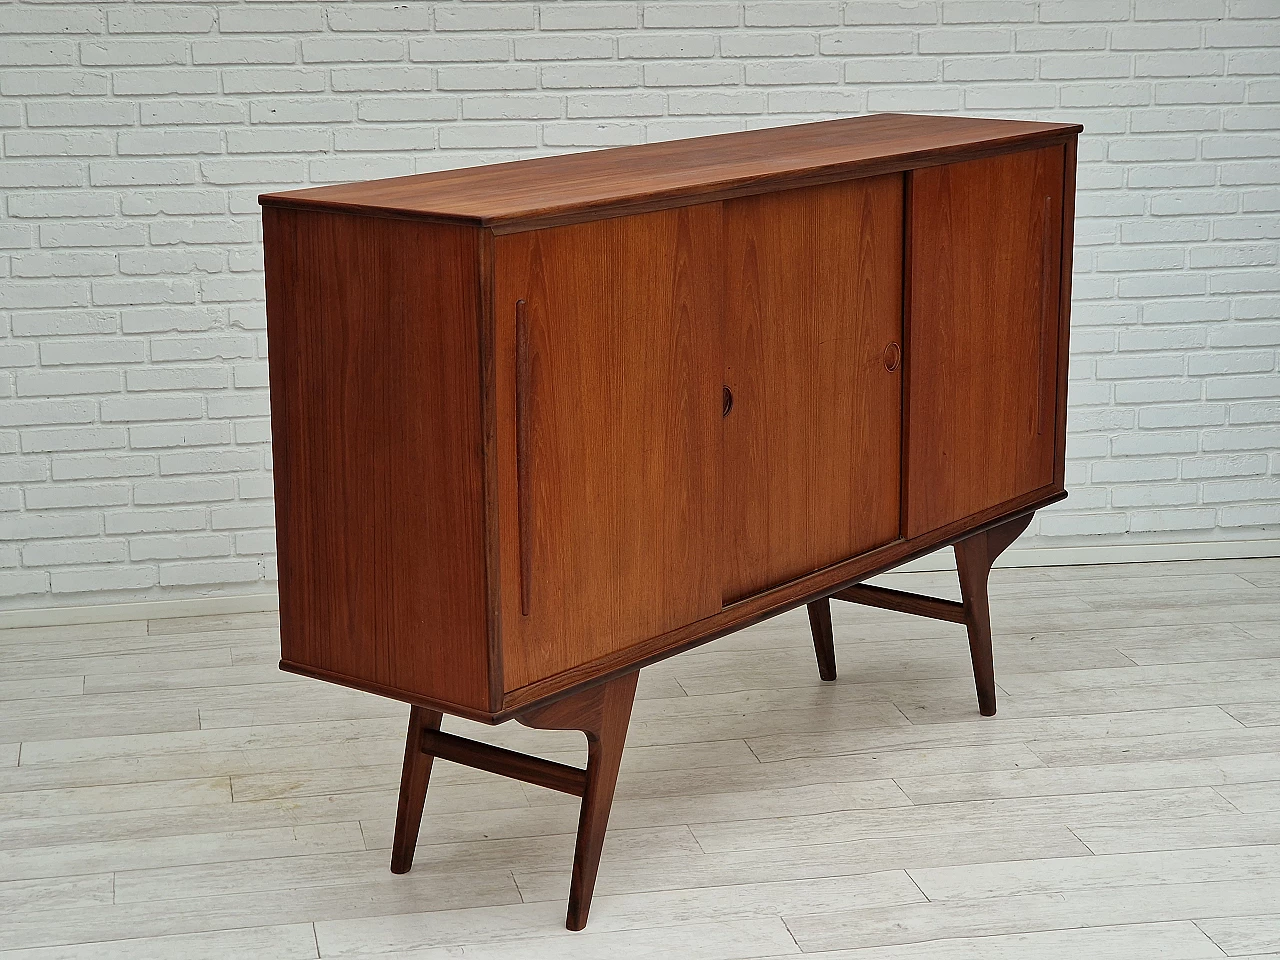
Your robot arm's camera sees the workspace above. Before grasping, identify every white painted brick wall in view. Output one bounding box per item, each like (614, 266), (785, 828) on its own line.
(1, 0), (1278, 609)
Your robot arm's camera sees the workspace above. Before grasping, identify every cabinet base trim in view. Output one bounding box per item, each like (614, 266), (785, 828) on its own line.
(282, 490), (1067, 724)
(278, 659), (501, 726)
(500, 486), (1067, 716)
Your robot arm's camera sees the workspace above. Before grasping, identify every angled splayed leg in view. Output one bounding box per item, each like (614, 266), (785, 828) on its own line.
(807, 598), (837, 681)
(390, 704), (444, 874)
(386, 673), (639, 931)
(953, 512), (1034, 717)
(519, 670), (639, 930)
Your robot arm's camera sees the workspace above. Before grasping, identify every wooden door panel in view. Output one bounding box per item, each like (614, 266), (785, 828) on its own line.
(906, 146), (1065, 538)
(494, 205), (722, 691)
(722, 175), (905, 603)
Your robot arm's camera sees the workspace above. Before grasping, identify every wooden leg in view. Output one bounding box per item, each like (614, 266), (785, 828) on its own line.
(519, 671), (640, 931)
(807, 598), (837, 681)
(390, 704), (443, 874)
(953, 512), (1033, 717)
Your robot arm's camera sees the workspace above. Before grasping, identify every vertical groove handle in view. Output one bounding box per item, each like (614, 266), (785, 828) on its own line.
(515, 298), (532, 617)
(1037, 194), (1052, 437)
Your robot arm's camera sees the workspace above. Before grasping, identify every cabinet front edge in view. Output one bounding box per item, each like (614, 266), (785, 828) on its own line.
(280, 659), (506, 725)
(478, 226), (506, 714)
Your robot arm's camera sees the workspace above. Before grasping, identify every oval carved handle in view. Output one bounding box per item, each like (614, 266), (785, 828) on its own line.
(883, 341), (902, 373)
(722, 385), (734, 418)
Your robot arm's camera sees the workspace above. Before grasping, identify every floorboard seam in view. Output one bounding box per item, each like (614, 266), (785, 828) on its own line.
(1189, 918), (1233, 957)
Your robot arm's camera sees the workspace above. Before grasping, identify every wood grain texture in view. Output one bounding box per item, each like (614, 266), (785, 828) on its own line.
(833, 584), (967, 624)
(264, 120), (1080, 723)
(390, 705), (442, 874)
(515, 296), (533, 619)
(260, 114), (1081, 232)
(264, 207), (491, 713)
(905, 144), (1066, 537)
(722, 175), (904, 602)
(955, 512), (1035, 716)
(1054, 137), (1079, 489)
(807, 599), (837, 682)
(415, 728), (588, 796)
(493, 205), (723, 693)
(478, 229), (505, 712)
(519, 670), (641, 930)
(501, 487), (1065, 716)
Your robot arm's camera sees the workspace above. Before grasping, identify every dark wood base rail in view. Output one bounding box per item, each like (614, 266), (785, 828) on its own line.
(829, 585), (966, 624)
(420, 728), (588, 797)
(811, 512), (1034, 716)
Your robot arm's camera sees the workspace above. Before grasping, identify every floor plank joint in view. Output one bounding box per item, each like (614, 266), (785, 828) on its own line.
(1, 558), (1278, 956)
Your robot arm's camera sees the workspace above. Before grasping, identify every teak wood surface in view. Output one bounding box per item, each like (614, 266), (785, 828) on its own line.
(264, 112), (1081, 722)
(722, 174), (903, 602)
(518, 672), (640, 930)
(261, 112), (1078, 232)
(263, 113), (1080, 930)
(263, 209), (492, 711)
(492, 207), (723, 691)
(905, 145), (1066, 537)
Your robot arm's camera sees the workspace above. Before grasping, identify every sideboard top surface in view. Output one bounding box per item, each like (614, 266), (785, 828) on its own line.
(259, 112), (1081, 230)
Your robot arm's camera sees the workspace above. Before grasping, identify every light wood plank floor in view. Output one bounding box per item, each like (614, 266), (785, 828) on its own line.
(2, 557), (1279, 958)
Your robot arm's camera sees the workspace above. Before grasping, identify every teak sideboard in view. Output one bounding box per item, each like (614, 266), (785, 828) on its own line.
(260, 112), (1081, 930)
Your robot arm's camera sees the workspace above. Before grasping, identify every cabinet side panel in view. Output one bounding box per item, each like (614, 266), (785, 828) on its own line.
(493, 205), (723, 692)
(264, 207), (490, 712)
(906, 145), (1065, 538)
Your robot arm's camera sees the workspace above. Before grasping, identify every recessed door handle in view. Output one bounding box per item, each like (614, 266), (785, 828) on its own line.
(516, 299), (532, 617)
(883, 341), (901, 372)
(722, 385), (734, 417)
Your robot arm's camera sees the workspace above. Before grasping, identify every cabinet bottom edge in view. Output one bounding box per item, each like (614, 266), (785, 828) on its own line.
(499, 485), (1066, 715)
